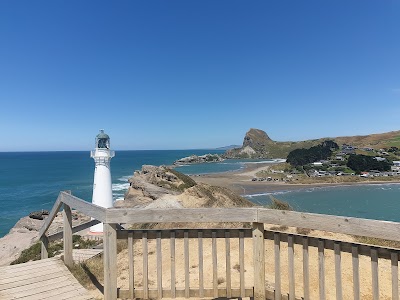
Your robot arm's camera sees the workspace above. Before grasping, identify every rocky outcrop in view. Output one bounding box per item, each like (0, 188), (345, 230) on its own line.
(29, 210), (49, 220)
(173, 154), (224, 165)
(117, 165), (253, 211)
(0, 211), (90, 266)
(225, 128), (274, 158)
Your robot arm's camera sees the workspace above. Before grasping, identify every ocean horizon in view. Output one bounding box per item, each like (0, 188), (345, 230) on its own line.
(1, 150), (400, 237)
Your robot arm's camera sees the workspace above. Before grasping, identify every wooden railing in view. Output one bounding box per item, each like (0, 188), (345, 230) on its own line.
(39, 191), (400, 300)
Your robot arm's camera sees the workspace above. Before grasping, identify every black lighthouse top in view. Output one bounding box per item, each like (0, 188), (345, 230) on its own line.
(95, 130), (110, 149)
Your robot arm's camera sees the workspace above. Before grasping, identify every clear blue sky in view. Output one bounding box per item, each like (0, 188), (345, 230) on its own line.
(0, 1), (399, 151)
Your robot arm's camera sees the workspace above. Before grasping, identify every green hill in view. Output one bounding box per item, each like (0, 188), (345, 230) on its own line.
(224, 128), (400, 159)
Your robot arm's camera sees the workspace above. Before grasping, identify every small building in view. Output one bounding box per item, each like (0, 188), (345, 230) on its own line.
(374, 157), (386, 162)
(335, 155), (345, 161)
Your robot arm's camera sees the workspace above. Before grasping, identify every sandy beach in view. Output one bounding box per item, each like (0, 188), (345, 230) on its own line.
(190, 161), (400, 196)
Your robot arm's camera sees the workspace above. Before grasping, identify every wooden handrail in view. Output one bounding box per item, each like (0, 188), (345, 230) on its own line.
(106, 207), (400, 242)
(39, 191), (107, 238)
(39, 192), (400, 242)
(106, 207), (258, 224)
(61, 192), (107, 223)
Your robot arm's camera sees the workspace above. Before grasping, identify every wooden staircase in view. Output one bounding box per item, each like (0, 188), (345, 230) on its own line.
(0, 257), (95, 300)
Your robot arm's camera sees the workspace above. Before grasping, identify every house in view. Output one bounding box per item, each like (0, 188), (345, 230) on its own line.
(335, 155), (345, 161)
(341, 145), (356, 154)
(374, 157), (386, 162)
(312, 162), (323, 167)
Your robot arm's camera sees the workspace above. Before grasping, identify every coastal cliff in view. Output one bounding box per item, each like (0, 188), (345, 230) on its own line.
(118, 165), (253, 210)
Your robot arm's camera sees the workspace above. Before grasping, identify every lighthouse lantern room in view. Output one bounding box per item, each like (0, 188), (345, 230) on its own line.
(90, 129), (115, 233)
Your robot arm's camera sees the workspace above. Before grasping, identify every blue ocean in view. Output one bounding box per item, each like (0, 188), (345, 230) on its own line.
(0, 150), (224, 237)
(1, 150), (400, 237)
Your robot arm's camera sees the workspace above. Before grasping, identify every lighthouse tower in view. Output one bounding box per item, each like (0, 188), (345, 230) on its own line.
(90, 130), (115, 233)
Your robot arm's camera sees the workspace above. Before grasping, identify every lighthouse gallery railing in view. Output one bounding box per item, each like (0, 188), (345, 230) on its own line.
(39, 191), (400, 300)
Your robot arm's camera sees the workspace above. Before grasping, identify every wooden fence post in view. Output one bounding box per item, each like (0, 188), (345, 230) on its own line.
(253, 222), (266, 300)
(63, 204), (73, 268)
(41, 235), (49, 259)
(104, 223), (118, 300)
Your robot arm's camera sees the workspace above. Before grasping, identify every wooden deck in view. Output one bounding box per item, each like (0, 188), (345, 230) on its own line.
(58, 248), (103, 263)
(0, 257), (95, 300)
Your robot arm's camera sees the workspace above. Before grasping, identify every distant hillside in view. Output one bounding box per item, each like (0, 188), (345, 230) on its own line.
(225, 128), (400, 159)
(215, 145), (241, 150)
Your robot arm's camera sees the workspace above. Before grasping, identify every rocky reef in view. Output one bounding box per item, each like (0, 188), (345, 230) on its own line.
(173, 153), (224, 165)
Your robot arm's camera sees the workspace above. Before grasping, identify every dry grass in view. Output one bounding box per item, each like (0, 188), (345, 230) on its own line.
(268, 195), (292, 211)
(296, 227), (312, 235)
(353, 236), (400, 249)
(270, 225), (288, 231)
(68, 255), (104, 290)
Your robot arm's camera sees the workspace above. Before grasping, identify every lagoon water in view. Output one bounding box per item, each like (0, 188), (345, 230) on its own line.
(0, 150), (399, 237)
(246, 184), (400, 222)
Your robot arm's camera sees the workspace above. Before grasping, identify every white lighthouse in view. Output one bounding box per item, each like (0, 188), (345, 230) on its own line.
(90, 129), (115, 233)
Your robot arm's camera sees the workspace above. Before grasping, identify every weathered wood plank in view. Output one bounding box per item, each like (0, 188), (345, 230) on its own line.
(0, 257), (61, 272)
(274, 233), (281, 300)
(170, 231), (176, 298)
(303, 237), (310, 300)
(371, 248), (379, 300)
(106, 208), (258, 224)
(239, 230), (245, 298)
(334, 242), (343, 300)
(103, 223), (117, 300)
(1, 276), (71, 297)
(212, 230), (218, 298)
(38, 194), (62, 237)
(128, 232), (134, 299)
(225, 230), (232, 298)
(63, 204), (73, 268)
(318, 239), (325, 300)
(118, 228), (252, 240)
(0, 257), (94, 300)
(35, 287), (92, 300)
(41, 235), (49, 259)
(392, 252), (399, 300)
(157, 231), (163, 299)
(253, 222), (265, 300)
(288, 234), (295, 300)
(0, 267), (62, 284)
(118, 287), (254, 299)
(185, 230), (190, 298)
(0, 272), (64, 290)
(352, 245), (360, 300)
(48, 219), (101, 242)
(258, 208), (400, 242)
(198, 231), (204, 298)
(264, 230), (399, 261)
(143, 231), (149, 299)
(61, 192), (106, 222)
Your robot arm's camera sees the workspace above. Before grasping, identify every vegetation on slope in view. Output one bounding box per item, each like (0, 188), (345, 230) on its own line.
(11, 235), (99, 265)
(347, 154), (391, 173)
(166, 168), (197, 191)
(286, 140), (338, 166)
